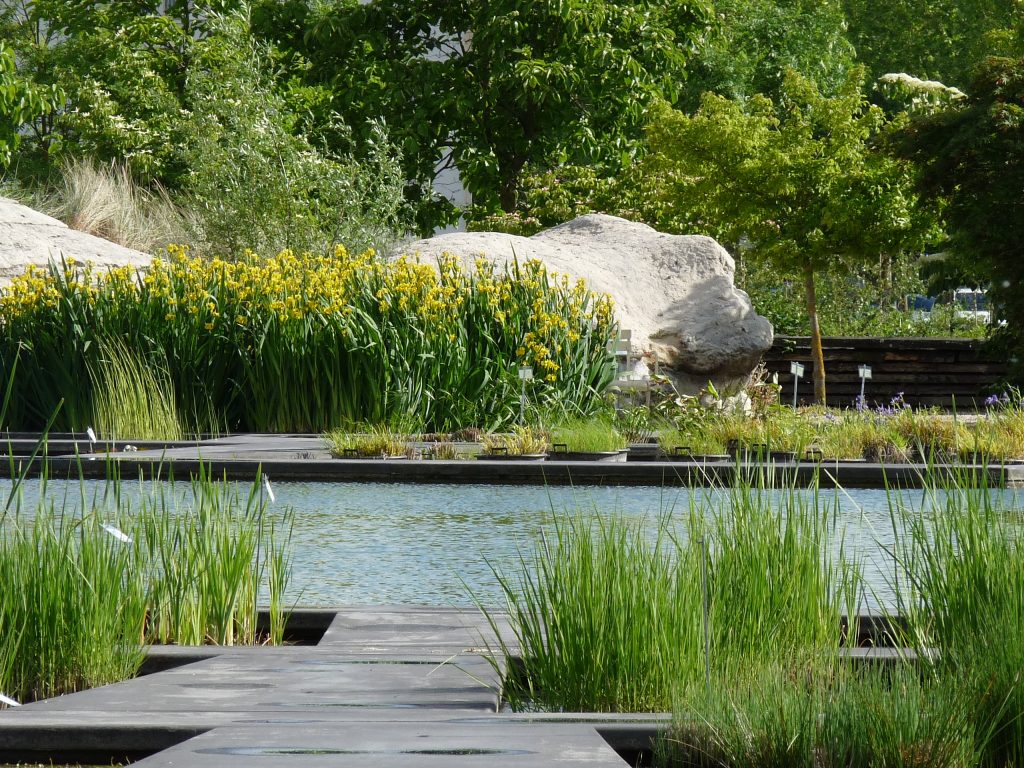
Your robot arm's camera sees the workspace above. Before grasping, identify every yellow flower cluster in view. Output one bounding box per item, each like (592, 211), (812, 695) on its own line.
(0, 246), (614, 389)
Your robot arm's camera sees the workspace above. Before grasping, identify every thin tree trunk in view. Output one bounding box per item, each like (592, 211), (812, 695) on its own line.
(804, 262), (826, 404)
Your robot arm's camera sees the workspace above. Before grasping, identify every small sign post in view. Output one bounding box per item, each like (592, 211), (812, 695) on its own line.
(789, 361), (805, 408)
(518, 366), (533, 423)
(858, 364), (872, 405)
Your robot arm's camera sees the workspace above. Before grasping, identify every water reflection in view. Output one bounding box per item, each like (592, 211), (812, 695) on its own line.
(2, 478), (1019, 610)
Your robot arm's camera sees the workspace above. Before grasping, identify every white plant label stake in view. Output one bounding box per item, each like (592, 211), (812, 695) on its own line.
(518, 366), (533, 424)
(0, 692), (21, 707)
(789, 362), (805, 409)
(263, 475), (276, 504)
(86, 426), (97, 448)
(858, 364), (872, 405)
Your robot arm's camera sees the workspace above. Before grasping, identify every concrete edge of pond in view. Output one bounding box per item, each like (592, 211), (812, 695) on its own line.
(2, 436), (1021, 489)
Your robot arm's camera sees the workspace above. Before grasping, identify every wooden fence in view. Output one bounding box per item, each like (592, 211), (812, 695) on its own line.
(762, 336), (1008, 410)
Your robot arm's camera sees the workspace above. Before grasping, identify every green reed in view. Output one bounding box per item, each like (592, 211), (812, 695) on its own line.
(0, 469), (294, 704)
(478, 475), (859, 712)
(889, 467), (1024, 767)
(0, 504), (148, 703)
(663, 664), (987, 768)
(88, 337), (183, 441)
(0, 249), (615, 434)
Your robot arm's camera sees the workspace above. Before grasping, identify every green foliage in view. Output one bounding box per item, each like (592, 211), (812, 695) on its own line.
(736, 252), (989, 338)
(0, 470), (293, 703)
(0, 248), (616, 434)
(180, 14), (409, 256)
(88, 337), (183, 442)
(1, 1), (409, 254)
(666, 665), (985, 768)
(680, 0), (857, 108)
(843, 0), (1022, 90)
(325, 426), (413, 458)
(0, 505), (147, 703)
(891, 471), (1024, 765)
(255, 0), (713, 228)
(636, 70), (930, 274)
(0, 41), (59, 168)
(549, 418), (627, 454)
(476, 477), (859, 712)
(899, 57), (1024, 379)
(480, 427), (549, 456)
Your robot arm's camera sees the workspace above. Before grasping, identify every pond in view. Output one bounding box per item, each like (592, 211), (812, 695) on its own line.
(3, 479), (1020, 611)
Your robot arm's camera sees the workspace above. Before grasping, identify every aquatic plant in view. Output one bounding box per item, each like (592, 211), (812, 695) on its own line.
(478, 476), (859, 712)
(0, 470), (294, 704)
(0, 247), (616, 433)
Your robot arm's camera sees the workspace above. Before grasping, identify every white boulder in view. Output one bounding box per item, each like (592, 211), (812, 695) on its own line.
(398, 214), (774, 393)
(0, 196), (152, 285)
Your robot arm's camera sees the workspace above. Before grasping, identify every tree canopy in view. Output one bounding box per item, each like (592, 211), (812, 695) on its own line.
(626, 70), (934, 400)
(899, 56), (1024, 352)
(252, 0), (714, 230)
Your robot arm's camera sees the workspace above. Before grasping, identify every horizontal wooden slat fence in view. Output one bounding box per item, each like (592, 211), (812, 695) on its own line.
(762, 336), (1008, 410)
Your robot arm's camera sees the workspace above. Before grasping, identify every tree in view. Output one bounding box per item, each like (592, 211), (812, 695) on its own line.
(0, 41), (59, 168)
(899, 57), (1024, 362)
(680, 0), (857, 109)
(631, 70), (933, 402)
(0, 1), (410, 254)
(252, 0), (713, 230)
(843, 0), (1022, 90)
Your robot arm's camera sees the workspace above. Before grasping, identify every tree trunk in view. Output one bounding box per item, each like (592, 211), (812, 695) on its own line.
(803, 262), (826, 404)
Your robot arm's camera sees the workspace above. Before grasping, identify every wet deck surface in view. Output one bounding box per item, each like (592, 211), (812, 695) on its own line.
(0, 606), (655, 766)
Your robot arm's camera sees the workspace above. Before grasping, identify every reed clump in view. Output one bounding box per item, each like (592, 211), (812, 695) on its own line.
(0, 471), (293, 705)
(324, 426), (413, 458)
(549, 418), (627, 453)
(890, 469), (1024, 767)
(478, 478), (858, 712)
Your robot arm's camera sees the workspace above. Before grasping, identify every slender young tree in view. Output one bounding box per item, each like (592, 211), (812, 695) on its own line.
(632, 70), (933, 402)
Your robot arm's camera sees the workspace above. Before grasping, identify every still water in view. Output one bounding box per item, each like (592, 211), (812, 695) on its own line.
(3, 479), (1019, 610)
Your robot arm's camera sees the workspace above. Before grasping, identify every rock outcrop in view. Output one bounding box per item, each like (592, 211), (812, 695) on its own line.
(0, 196), (152, 285)
(399, 214), (774, 393)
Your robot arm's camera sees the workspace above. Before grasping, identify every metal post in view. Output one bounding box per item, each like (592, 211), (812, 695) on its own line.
(858, 364), (872, 406)
(789, 362), (804, 409)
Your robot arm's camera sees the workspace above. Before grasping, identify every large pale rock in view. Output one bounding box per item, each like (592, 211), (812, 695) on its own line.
(399, 214), (774, 393)
(0, 196), (152, 285)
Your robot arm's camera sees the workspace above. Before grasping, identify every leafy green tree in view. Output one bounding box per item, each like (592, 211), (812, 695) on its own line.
(0, 41), (60, 168)
(631, 70), (934, 402)
(843, 0), (1022, 89)
(680, 0), (857, 108)
(181, 14), (408, 255)
(0, 0), (246, 181)
(253, 0), (713, 229)
(899, 57), (1024, 362)
(0, 1), (410, 253)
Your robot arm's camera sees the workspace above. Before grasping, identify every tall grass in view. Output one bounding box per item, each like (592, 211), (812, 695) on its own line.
(0, 505), (148, 703)
(88, 337), (183, 441)
(548, 417), (627, 453)
(26, 157), (185, 253)
(0, 249), (615, 433)
(479, 476), (859, 712)
(663, 665), (987, 768)
(134, 469), (292, 646)
(0, 470), (294, 705)
(890, 469), (1024, 767)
